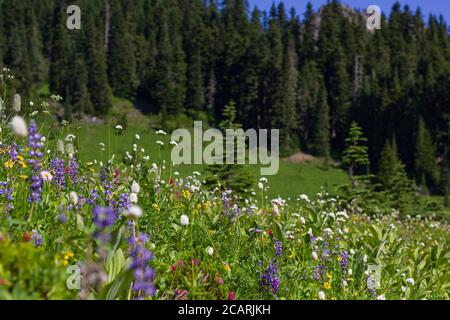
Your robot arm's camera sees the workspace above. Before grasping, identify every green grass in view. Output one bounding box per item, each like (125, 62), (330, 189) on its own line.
(61, 122), (349, 200)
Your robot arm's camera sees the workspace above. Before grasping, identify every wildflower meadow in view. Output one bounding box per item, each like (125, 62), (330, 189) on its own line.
(0, 68), (448, 301)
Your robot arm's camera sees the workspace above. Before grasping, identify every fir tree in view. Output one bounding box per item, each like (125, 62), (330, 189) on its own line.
(310, 80), (330, 158)
(343, 122), (370, 188)
(414, 117), (439, 191)
(107, 1), (138, 99)
(205, 101), (254, 194)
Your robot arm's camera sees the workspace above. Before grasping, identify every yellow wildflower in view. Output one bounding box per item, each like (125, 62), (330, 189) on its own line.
(62, 252), (75, 266)
(4, 160), (14, 169)
(182, 189), (191, 199)
(224, 264), (231, 272)
(152, 203), (160, 213)
(20, 175), (28, 180)
(202, 201), (211, 210)
(323, 282), (332, 290)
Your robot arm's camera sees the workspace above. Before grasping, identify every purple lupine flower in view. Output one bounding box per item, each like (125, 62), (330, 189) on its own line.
(27, 120), (44, 203)
(8, 143), (19, 162)
(92, 206), (117, 230)
(68, 158), (79, 184)
(31, 229), (43, 247)
(313, 264), (328, 281)
(87, 188), (100, 205)
(118, 193), (131, 214)
(128, 233), (156, 299)
(260, 260), (280, 295)
(101, 170), (116, 208)
(28, 174), (43, 203)
(58, 213), (67, 224)
(92, 206), (118, 249)
(28, 121), (43, 171)
(49, 158), (66, 188)
(341, 250), (348, 271)
(275, 240), (283, 258)
(0, 181), (13, 213)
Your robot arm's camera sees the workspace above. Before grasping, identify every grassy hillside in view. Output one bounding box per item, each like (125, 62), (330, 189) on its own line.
(70, 122), (349, 201)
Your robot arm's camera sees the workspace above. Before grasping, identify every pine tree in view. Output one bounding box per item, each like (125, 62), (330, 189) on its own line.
(181, 0), (206, 117)
(49, 0), (70, 98)
(85, 4), (112, 115)
(377, 139), (399, 187)
(343, 122), (370, 188)
(274, 25), (299, 154)
(107, 1), (138, 99)
(310, 80), (330, 158)
(205, 101), (254, 194)
(69, 56), (93, 116)
(378, 138), (417, 215)
(414, 117), (439, 191)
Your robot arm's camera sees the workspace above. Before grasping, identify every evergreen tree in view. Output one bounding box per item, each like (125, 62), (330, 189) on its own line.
(310, 80), (330, 158)
(48, 1), (70, 99)
(378, 138), (417, 215)
(343, 122), (370, 188)
(85, 4), (112, 115)
(414, 117), (439, 191)
(107, 1), (138, 99)
(377, 139), (399, 187)
(205, 101), (254, 194)
(69, 56), (93, 116)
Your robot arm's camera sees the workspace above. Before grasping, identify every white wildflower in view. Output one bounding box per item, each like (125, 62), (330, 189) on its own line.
(69, 191), (79, 205)
(180, 215), (189, 226)
(11, 116), (28, 138)
(207, 247), (214, 256)
(125, 205), (143, 220)
(318, 291), (326, 300)
(299, 194), (310, 202)
(40, 171), (53, 181)
(65, 134), (76, 142)
(130, 193), (138, 204)
(131, 181), (140, 194)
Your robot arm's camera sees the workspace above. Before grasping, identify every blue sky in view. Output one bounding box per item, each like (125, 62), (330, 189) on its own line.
(248, 1), (450, 22)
